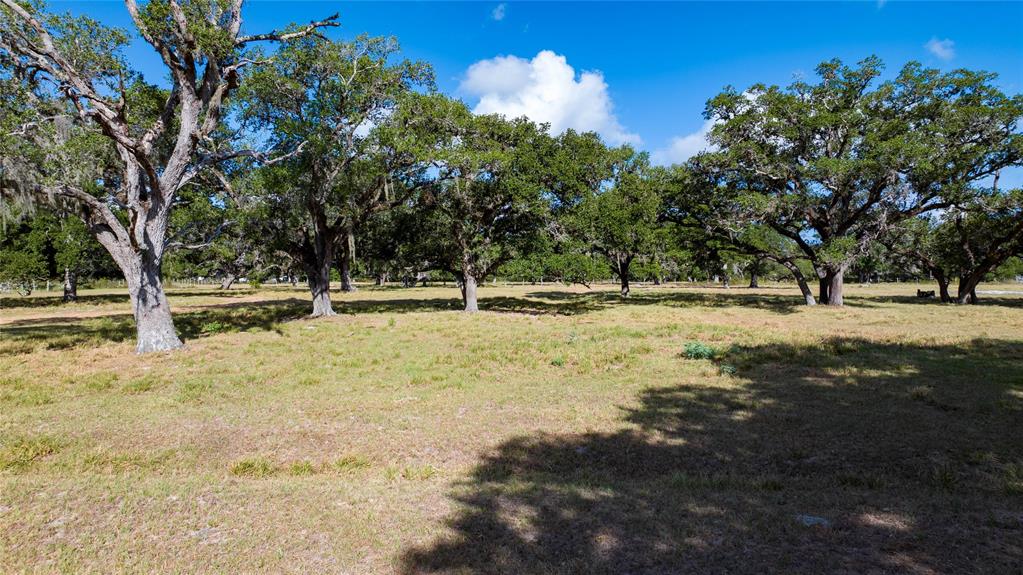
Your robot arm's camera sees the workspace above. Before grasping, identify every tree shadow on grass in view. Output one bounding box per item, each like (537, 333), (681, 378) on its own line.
(401, 337), (1023, 574)
(0, 288), (260, 309)
(850, 293), (1023, 309)
(0, 298), (309, 354)
(338, 295), (602, 316)
(526, 289), (809, 315)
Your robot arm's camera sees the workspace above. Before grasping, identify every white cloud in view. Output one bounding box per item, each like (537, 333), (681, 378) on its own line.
(459, 50), (640, 146)
(491, 3), (506, 21)
(651, 119), (717, 166)
(925, 37), (955, 60)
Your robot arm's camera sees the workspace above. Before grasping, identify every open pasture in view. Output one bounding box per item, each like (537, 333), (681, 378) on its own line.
(1, 282), (1022, 573)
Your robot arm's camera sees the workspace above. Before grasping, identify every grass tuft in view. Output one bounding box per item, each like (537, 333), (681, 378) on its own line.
(288, 460), (317, 476)
(230, 457), (278, 478)
(333, 455), (372, 473)
(0, 435), (63, 471)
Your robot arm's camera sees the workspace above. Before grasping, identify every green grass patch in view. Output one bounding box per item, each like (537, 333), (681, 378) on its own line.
(0, 435), (64, 471)
(230, 456), (279, 478)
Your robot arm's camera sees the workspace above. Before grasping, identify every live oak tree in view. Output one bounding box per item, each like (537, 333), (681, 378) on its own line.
(662, 164), (820, 305)
(933, 189), (1023, 304)
(702, 57), (1023, 306)
(570, 151), (661, 297)
(0, 0), (337, 351)
(881, 216), (956, 302)
(392, 94), (551, 312)
(240, 34), (432, 316)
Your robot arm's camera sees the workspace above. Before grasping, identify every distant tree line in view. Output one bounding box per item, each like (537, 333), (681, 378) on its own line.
(2, 1), (1021, 352)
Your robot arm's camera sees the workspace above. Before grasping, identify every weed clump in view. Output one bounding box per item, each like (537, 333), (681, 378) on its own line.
(683, 341), (717, 360)
(334, 455), (371, 473)
(230, 457), (278, 478)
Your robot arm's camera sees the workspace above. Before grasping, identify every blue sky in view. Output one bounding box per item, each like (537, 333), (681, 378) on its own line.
(54, 1), (1023, 180)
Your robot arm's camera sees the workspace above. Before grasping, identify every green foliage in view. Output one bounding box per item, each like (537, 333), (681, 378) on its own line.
(388, 94), (554, 284)
(682, 341), (717, 360)
(693, 56), (1023, 289)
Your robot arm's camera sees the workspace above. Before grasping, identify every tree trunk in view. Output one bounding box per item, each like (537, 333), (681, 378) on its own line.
(778, 259), (816, 306)
(462, 274), (479, 312)
(375, 271), (388, 286)
(340, 257), (356, 292)
(307, 257), (336, 317)
(933, 269), (951, 303)
(956, 272), (984, 305)
(618, 257), (631, 298)
(340, 228), (357, 292)
(219, 272), (237, 290)
(125, 254), (183, 354)
(818, 274), (831, 305)
(62, 267), (78, 303)
(826, 267), (847, 307)
(748, 268), (759, 289)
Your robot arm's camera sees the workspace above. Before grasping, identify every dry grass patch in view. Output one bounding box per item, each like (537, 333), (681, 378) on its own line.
(1, 282), (1022, 573)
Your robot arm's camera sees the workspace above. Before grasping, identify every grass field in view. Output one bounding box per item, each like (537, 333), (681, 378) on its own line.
(1, 282), (1022, 574)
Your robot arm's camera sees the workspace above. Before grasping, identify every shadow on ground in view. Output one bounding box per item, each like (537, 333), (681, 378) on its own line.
(4, 288), (1022, 354)
(400, 337), (1023, 574)
(0, 288), (263, 309)
(0, 298), (309, 354)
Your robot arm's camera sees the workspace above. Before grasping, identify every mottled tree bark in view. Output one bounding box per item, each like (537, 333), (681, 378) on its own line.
(123, 251), (183, 353)
(461, 274), (479, 312)
(62, 267), (77, 302)
(778, 259), (816, 306)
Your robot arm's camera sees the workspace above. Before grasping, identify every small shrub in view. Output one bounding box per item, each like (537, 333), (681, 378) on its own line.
(230, 457), (278, 478)
(550, 356), (566, 367)
(719, 364), (737, 376)
(683, 341), (717, 360)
